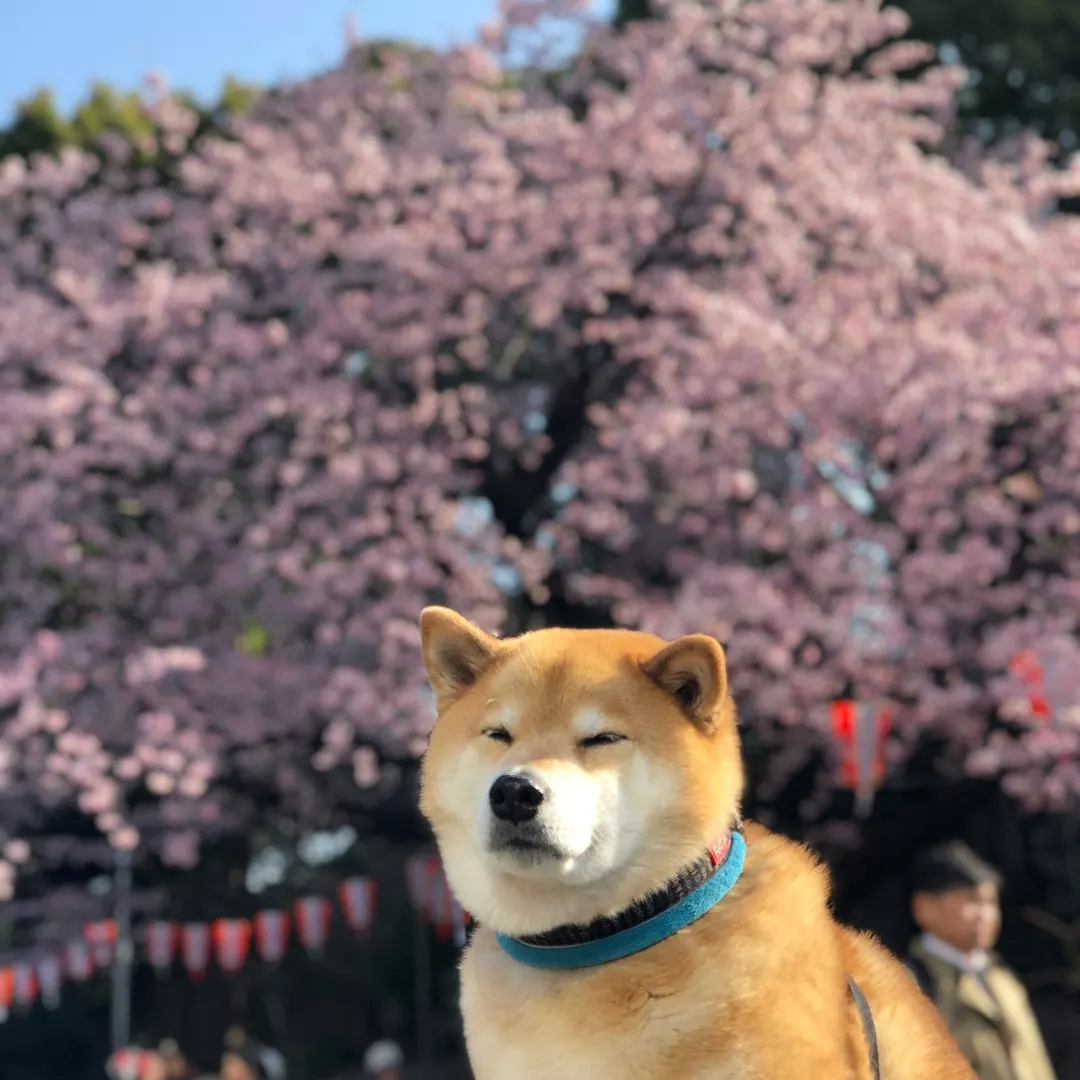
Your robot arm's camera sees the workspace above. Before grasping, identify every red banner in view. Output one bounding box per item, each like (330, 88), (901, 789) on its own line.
(64, 941), (94, 982)
(145, 921), (178, 975)
(294, 896), (332, 957)
(253, 910), (290, 964)
(37, 955), (62, 1010)
(431, 869), (455, 942)
(405, 855), (441, 922)
(84, 920), (119, 968)
(405, 855), (468, 943)
(181, 923), (211, 980)
(11, 964), (37, 1009)
(212, 919), (252, 973)
(0, 868), (452, 1020)
(338, 877), (377, 936)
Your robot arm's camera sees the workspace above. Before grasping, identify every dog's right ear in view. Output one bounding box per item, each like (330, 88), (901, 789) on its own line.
(419, 607), (502, 711)
(642, 634), (728, 729)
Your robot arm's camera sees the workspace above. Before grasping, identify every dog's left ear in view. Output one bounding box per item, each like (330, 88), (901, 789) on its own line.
(642, 634), (728, 728)
(420, 607), (502, 711)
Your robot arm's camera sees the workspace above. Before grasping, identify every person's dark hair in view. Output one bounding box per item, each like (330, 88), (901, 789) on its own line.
(910, 841), (1003, 895)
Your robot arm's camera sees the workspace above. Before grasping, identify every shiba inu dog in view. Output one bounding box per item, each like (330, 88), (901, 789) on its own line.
(418, 607), (976, 1080)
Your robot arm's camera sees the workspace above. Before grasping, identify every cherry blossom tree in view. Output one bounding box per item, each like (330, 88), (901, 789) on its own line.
(2, 0), (1079, 888)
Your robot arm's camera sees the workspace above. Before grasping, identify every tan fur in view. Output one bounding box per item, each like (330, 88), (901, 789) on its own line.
(418, 610), (976, 1080)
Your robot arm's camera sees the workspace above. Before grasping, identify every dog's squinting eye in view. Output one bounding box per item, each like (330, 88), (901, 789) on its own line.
(482, 727), (513, 745)
(578, 732), (626, 749)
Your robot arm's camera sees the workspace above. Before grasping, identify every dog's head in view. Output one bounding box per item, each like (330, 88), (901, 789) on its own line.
(418, 607), (744, 936)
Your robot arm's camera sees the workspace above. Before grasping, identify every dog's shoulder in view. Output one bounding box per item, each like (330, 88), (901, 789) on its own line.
(721, 821), (836, 945)
(840, 928), (977, 1079)
(707, 825), (975, 1078)
(740, 821), (832, 898)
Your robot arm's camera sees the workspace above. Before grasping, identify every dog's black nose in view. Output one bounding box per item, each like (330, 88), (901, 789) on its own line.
(489, 774), (545, 824)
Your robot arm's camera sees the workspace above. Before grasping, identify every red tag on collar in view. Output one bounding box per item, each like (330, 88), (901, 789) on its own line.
(707, 832), (732, 868)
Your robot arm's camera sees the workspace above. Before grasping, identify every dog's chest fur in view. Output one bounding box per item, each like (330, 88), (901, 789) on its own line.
(460, 926), (758, 1080)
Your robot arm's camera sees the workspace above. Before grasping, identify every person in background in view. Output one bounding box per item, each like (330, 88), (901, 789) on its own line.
(106, 1046), (166, 1080)
(220, 1038), (287, 1080)
(362, 1039), (404, 1079)
(158, 1038), (193, 1080)
(145, 1052), (168, 1080)
(906, 840), (1056, 1080)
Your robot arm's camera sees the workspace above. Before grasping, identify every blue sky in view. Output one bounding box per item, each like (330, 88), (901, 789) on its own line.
(2, 0), (580, 123)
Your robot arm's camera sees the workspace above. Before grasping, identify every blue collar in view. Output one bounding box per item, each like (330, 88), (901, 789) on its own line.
(495, 829), (746, 970)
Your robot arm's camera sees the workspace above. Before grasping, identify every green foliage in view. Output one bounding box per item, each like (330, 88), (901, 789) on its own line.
(217, 74), (259, 116)
(613, 0), (652, 28)
(0, 75), (261, 164)
(235, 621), (271, 657)
(354, 37), (436, 72)
(0, 88), (73, 159)
(69, 81), (158, 149)
(895, 0), (1080, 151)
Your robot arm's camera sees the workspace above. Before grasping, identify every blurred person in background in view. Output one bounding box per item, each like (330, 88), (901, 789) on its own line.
(145, 1052), (168, 1080)
(362, 1039), (404, 1079)
(219, 1037), (287, 1080)
(106, 1047), (167, 1080)
(906, 840), (1056, 1080)
(158, 1038), (193, 1079)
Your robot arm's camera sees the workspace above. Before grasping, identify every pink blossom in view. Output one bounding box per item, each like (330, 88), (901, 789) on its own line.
(1, 0), (1078, 878)
(3, 840), (30, 864)
(110, 826), (141, 851)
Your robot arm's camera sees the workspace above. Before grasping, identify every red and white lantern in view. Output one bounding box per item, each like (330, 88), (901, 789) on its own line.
(11, 963), (37, 1010)
(84, 920), (119, 968)
(1008, 645), (1080, 767)
(253, 910), (290, 964)
(338, 876), (377, 937)
(144, 921), (179, 975)
(181, 923), (211, 980)
(1009, 646), (1080, 727)
(830, 699), (891, 817)
(37, 954), (62, 1010)
(213, 919), (252, 974)
(1010, 650), (1052, 722)
(293, 896), (332, 958)
(64, 941), (94, 982)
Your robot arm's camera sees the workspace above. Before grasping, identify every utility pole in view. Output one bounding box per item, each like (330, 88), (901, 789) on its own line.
(110, 846), (134, 1051)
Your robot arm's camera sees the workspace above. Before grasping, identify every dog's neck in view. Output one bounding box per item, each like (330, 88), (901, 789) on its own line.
(495, 825), (746, 970)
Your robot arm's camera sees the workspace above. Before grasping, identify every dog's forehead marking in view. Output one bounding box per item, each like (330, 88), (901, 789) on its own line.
(572, 708), (609, 738)
(486, 701), (519, 731)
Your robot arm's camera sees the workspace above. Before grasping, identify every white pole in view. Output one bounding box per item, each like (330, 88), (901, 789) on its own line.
(110, 847), (134, 1050)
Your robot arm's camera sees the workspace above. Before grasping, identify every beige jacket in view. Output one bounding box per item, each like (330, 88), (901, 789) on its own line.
(908, 938), (1056, 1080)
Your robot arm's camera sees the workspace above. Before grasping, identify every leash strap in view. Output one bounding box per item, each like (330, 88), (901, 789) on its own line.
(847, 977), (880, 1080)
